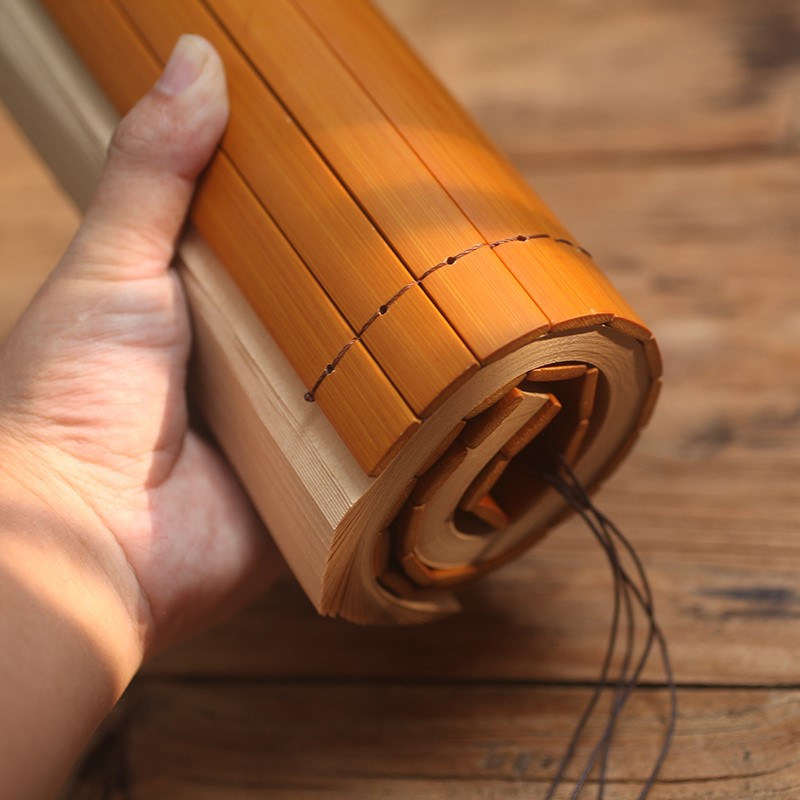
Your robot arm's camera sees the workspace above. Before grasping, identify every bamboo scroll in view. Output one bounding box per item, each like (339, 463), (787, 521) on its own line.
(7, 0), (661, 623)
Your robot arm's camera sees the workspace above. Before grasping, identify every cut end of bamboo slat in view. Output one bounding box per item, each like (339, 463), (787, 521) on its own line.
(362, 325), (653, 607)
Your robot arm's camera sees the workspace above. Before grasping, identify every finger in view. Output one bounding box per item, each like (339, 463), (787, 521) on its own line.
(65, 35), (229, 280)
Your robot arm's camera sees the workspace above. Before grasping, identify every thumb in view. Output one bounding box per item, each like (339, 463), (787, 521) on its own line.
(67, 35), (229, 280)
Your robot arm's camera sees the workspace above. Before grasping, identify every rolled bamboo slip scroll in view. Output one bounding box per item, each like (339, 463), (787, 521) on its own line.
(9, 0), (661, 623)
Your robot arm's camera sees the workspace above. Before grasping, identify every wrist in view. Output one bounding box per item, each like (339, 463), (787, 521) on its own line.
(0, 438), (148, 685)
(0, 439), (150, 796)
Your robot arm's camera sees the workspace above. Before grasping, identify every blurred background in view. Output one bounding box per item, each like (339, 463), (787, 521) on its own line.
(2, 0), (799, 797)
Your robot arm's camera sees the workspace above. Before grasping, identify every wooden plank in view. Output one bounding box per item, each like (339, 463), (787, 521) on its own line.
(500, 398), (561, 459)
(146, 439), (800, 685)
(72, 682), (800, 798)
(470, 495), (510, 529)
(410, 443), (468, 506)
(206, 0), (552, 363)
(113, 0), (479, 417)
(527, 364), (587, 382)
(374, 0), (800, 162)
(460, 387), (525, 450)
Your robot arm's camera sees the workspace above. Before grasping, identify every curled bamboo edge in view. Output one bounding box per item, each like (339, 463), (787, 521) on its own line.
(324, 324), (654, 623)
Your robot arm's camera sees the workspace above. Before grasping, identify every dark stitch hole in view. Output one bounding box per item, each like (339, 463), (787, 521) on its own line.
(304, 392), (315, 402)
(446, 256), (457, 265)
(517, 234), (527, 241)
(325, 364), (334, 374)
(379, 304), (388, 315)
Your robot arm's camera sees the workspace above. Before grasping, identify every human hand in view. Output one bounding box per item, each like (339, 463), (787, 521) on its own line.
(0, 34), (281, 663)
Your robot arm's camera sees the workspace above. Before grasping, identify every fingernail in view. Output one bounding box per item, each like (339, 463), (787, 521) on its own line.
(156, 35), (211, 95)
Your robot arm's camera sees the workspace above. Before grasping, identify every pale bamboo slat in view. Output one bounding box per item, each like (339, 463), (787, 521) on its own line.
(42, 0), (420, 475)
(206, 0), (552, 363)
(114, 0), (478, 418)
(293, 0), (652, 338)
(40, 0), (154, 111)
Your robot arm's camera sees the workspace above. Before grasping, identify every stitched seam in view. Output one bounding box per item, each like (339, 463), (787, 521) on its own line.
(304, 233), (591, 401)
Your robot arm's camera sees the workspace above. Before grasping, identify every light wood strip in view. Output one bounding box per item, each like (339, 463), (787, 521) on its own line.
(113, 0), (478, 417)
(500, 397), (561, 459)
(644, 335), (664, 379)
(400, 549), (435, 586)
(411, 443), (468, 506)
(42, 0), (420, 474)
(459, 453), (510, 512)
(578, 367), (599, 420)
(526, 363), (587, 382)
(464, 375), (522, 419)
(400, 550), (478, 588)
(563, 417), (591, 463)
(471, 495), (510, 529)
(293, 0), (652, 335)
(460, 387), (525, 450)
(207, 0), (551, 363)
(637, 376), (662, 429)
(414, 420), (465, 477)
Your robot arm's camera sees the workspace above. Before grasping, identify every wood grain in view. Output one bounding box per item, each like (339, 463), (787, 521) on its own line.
(194, 154), (421, 473)
(72, 681), (800, 799)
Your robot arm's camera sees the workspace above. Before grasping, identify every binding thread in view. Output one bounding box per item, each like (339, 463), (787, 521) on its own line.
(303, 233), (591, 401)
(542, 457), (677, 799)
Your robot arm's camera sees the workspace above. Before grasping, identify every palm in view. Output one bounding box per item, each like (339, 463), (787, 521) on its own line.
(0, 42), (281, 656)
(2, 261), (273, 653)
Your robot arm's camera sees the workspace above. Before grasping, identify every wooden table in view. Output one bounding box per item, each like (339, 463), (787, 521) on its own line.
(2, 1), (799, 796)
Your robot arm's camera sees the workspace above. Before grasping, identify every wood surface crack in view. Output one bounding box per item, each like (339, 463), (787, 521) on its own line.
(303, 233), (591, 401)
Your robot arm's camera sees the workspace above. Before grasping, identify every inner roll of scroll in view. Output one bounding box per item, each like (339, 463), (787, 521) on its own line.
(7, 0), (662, 624)
(323, 324), (654, 624)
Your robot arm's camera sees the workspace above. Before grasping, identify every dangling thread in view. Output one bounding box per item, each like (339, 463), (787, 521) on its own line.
(541, 457), (677, 799)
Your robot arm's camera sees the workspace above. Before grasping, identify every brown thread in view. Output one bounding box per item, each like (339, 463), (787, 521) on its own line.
(303, 233), (592, 401)
(542, 458), (677, 799)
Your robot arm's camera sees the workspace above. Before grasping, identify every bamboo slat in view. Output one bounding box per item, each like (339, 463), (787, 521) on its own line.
(10, 0), (660, 623)
(114, 0), (479, 418)
(43, 0), (421, 474)
(206, 0), (553, 362)
(194, 155), (421, 473)
(291, 0), (652, 338)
